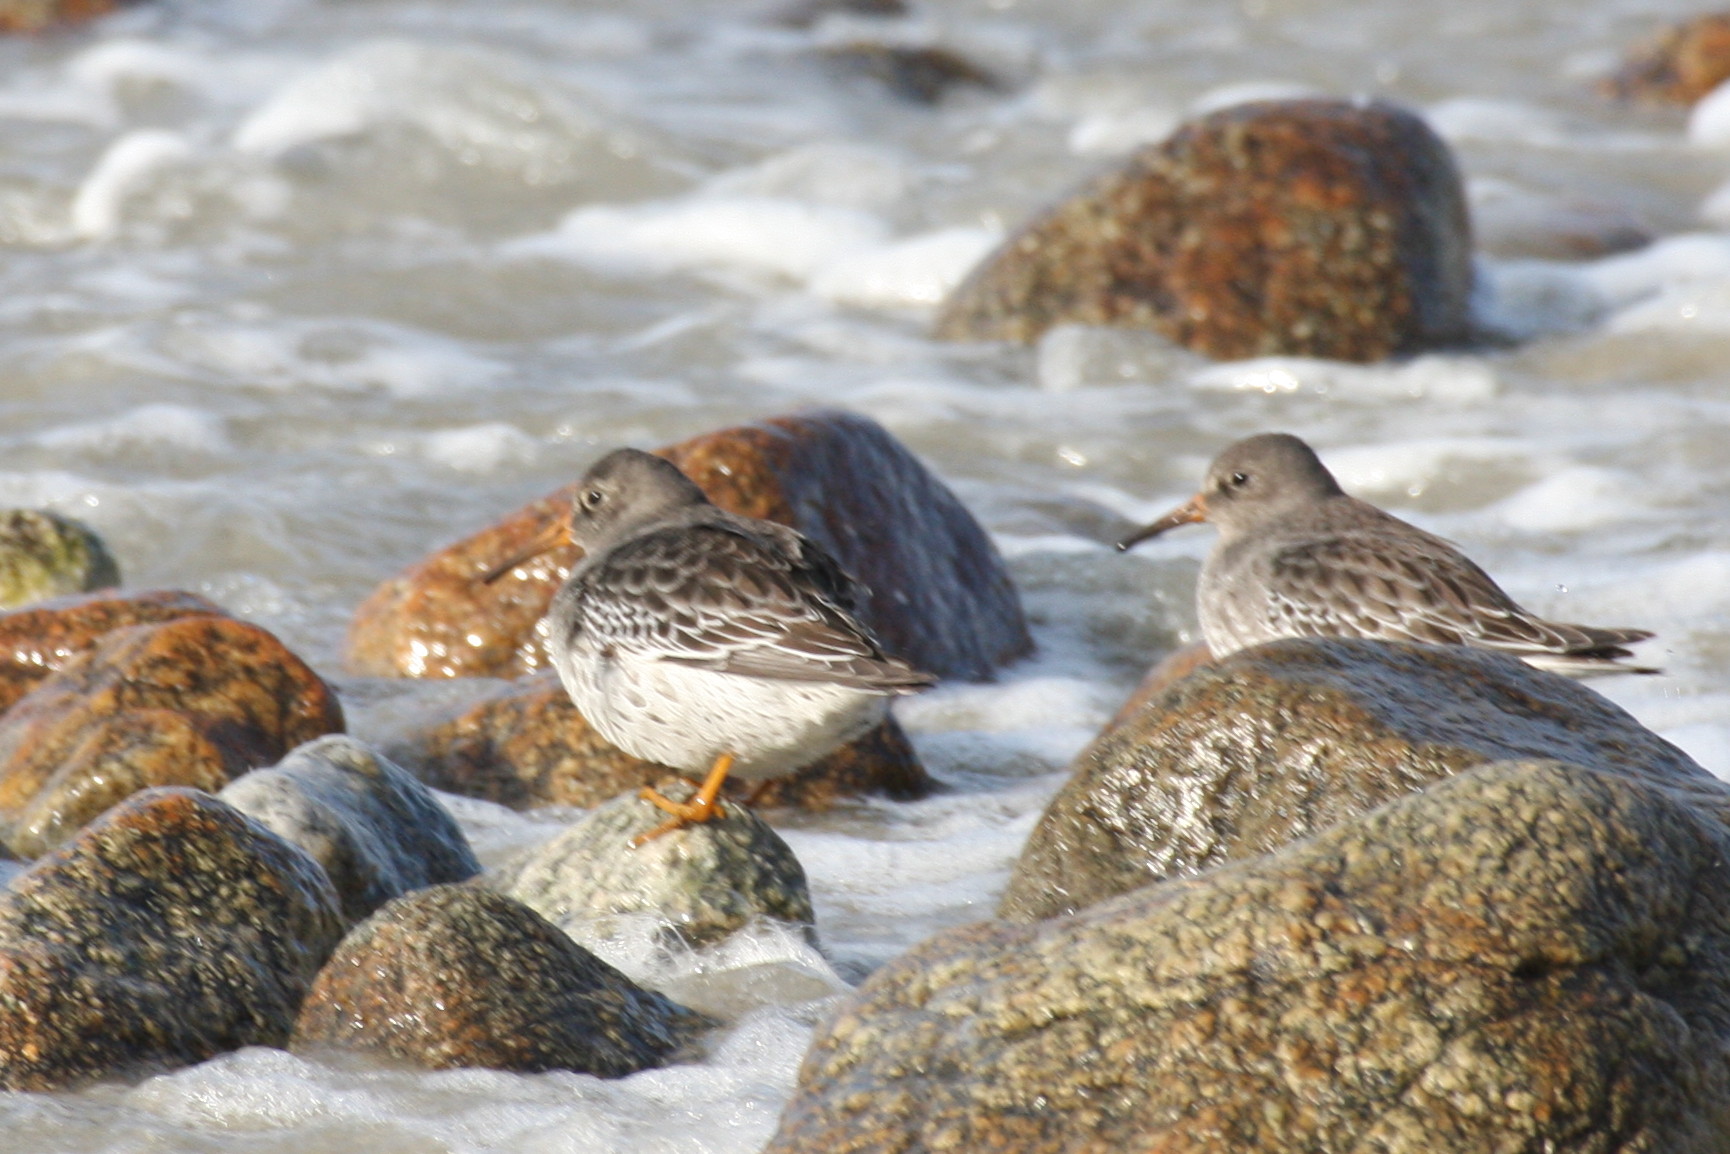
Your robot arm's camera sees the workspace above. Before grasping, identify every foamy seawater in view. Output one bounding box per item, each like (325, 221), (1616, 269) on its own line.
(1, 0), (1728, 1147)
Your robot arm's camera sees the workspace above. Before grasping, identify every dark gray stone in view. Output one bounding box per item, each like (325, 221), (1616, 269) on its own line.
(220, 735), (481, 923)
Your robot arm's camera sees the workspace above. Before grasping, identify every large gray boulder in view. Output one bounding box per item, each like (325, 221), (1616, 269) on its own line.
(768, 759), (1730, 1153)
(1001, 638), (1707, 922)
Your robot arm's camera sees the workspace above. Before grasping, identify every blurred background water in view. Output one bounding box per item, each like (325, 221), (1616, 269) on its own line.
(0, 0), (1727, 1148)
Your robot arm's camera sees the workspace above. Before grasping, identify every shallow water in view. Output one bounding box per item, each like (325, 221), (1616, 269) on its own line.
(1, 0), (1728, 1147)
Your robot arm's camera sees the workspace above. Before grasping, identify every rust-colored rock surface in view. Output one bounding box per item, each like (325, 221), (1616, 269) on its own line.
(767, 760), (1730, 1154)
(934, 99), (1474, 362)
(0, 788), (343, 1090)
(1603, 12), (1730, 104)
(0, 616), (344, 858)
(0, 0), (124, 32)
(1103, 640), (1212, 730)
(1001, 638), (1709, 923)
(292, 884), (706, 1075)
(347, 408), (1030, 683)
(0, 589), (226, 716)
(399, 670), (932, 810)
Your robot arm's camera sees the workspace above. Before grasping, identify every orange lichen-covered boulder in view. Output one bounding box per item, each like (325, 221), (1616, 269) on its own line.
(346, 408), (1031, 683)
(0, 589), (226, 716)
(935, 99), (1474, 363)
(0, 616), (343, 858)
(1603, 12), (1730, 105)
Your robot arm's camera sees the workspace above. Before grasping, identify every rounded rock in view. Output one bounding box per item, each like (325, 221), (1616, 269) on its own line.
(0, 787), (344, 1090)
(769, 760), (1730, 1153)
(1603, 13), (1730, 105)
(291, 884), (707, 1076)
(0, 510), (120, 611)
(0, 589), (226, 715)
(345, 409), (1031, 683)
(220, 735), (481, 923)
(0, 617), (344, 859)
(1001, 637), (1712, 923)
(490, 783), (815, 950)
(935, 99), (1474, 363)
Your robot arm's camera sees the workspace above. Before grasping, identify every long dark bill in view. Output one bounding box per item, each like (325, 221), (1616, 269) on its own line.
(479, 517), (571, 584)
(1115, 494), (1208, 552)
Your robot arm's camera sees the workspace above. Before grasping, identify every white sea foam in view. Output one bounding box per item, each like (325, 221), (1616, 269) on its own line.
(1188, 354), (1498, 403)
(419, 423), (541, 474)
(35, 403), (231, 455)
(513, 195), (889, 281)
(1491, 466), (1641, 534)
(70, 129), (195, 239)
(808, 226), (999, 306)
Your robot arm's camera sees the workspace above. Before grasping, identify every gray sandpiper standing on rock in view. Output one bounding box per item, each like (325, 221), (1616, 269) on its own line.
(1116, 432), (1658, 676)
(488, 448), (936, 844)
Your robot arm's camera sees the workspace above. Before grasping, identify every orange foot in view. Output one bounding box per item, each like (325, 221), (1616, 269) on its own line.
(630, 752), (735, 848)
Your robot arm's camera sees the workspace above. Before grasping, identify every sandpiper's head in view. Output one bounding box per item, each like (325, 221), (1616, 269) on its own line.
(568, 448), (710, 551)
(479, 448), (710, 584)
(1116, 432), (1343, 550)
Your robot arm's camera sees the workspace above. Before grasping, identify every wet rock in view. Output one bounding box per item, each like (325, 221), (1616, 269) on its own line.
(292, 884), (706, 1076)
(0, 0), (125, 32)
(768, 759), (1730, 1154)
(347, 408), (1030, 682)
(490, 783), (814, 950)
(220, 735), (480, 923)
(0, 787), (343, 1090)
(0, 510), (120, 611)
(1603, 12), (1730, 105)
(0, 589), (226, 716)
(1103, 639), (1211, 730)
(934, 99), (1474, 362)
(1001, 638), (1708, 923)
(818, 43), (1002, 104)
(401, 669), (932, 811)
(775, 0), (906, 27)
(0, 616), (343, 859)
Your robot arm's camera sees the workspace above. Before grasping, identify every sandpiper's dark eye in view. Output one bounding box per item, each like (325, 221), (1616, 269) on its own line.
(1229, 471), (1250, 487)
(583, 489), (604, 508)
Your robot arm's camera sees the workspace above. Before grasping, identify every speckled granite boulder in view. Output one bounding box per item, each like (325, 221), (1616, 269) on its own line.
(935, 99), (1474, 362)
(0, 617), (343, 859)
(291, 884), (707, 1075)
(346, 409), (1030, 683)
(767, 760), (1730, 1154)
(220, 735), (480, 923)
(0, 787), (344, 1090)
(0, 589), (226, 715)
(0, 510), (120, 611)
(490, 783), (813, 949)
(401, 670), (931, 810)
(1103, 639), (1212, 730)
(1001, 638), (1708, 923)
(1603, 12), (1730, 104)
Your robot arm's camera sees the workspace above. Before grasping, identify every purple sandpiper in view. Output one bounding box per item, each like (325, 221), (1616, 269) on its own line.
(489, 448), (936, 843)
(1117, 432), (1658, 676)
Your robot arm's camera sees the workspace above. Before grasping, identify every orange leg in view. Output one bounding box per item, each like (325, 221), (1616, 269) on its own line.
(631, 752), (735, 847)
